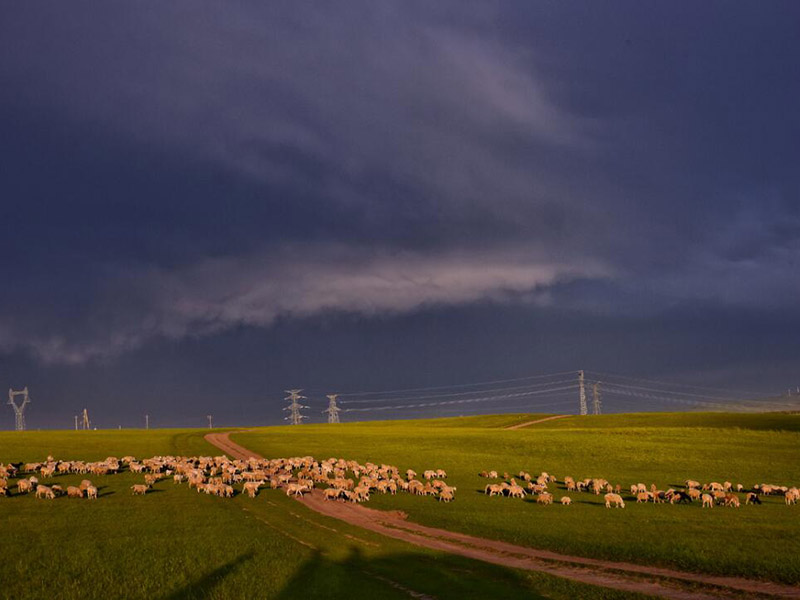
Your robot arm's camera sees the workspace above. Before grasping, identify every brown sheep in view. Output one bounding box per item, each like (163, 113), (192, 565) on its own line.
(536, 492), (554, 505)
(560, 496), (571, 505)
(604, 493), (625, 508)
(702, 493), (714, 508)
(85, 485), (98, 499)
(67, 486), (84, 498)
(131, 484), (149, 495)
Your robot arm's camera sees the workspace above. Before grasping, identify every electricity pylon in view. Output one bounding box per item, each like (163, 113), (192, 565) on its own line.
(592, 381), (602, 415)
(81, 408), (91, 430)
(8, 387), (31, 431)
(283, 389), (309, 425)
(578, 370), (588, 416)
(323, 394), (341, 424)
(207, 415), (213, 429)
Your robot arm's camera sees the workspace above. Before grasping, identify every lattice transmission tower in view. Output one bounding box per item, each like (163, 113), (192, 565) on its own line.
(578, 370), (588, 416)
(283, 389), (309, 425)
(323, 394), (341, 424)
(81, 408), (91, 430)
(8, 387), (31, 431)
(592, 381), (602, 415)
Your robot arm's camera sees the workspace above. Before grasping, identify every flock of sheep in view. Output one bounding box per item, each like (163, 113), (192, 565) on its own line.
(478, 469), (800, 508)
(3, 456), (798, 511)
(0, 455), (456, 504)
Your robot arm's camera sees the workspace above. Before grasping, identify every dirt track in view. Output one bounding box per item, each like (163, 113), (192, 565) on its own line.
(205, 431), (800, 599)
(505, 414), (572, 430)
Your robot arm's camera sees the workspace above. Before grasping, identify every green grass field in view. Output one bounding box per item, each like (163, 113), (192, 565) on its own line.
(0, 427), (644, 600)
(234, 413), (800, 585)
(1, 413), (798, 599)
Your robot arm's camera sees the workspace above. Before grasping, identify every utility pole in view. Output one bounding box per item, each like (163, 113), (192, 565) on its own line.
(74, 415), (78, 430)
(81, 408), (90, 430)
(207, 415), (213, 429)
(8, 387), (31, 431)
(145, 414), (149, 430)
(578, 371), (588, 416)
(323, 394), (341, 424)
(283, 389), (309, 425)
(592, 381), (602, 415)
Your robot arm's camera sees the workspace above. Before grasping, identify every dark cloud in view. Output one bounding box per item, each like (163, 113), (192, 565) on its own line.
(0, 2), (798, 425)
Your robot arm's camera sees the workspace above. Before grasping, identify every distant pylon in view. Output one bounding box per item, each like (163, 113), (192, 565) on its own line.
(324, 394), (341, 424)
(81, 408), (90, 430)
(8, 387), (31, 431)
(578, 371), (588, 416)
(592, 381), (602, 415)
(283, 389), (309, 425)
(74, 415), (78, 430)
(207, 415), (213, 429)
(145, 414), (149, 430)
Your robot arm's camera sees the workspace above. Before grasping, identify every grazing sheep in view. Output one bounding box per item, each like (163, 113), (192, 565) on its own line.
(438, 489), (455, 502)
(17, 479), (33, 494)
(536, 492), (554, 505)
(745, 492), (762, 505)
(702, 494), (714, 508)
(67, 486), (83, 498)
(604, 493), (625, 508)
(785, 489), (799, 505)
(243, 481), (262, 498)
(35, 485), (55, 500)
(724, 494), (740, 508)
(560, 496), (571, 506)
(79, 479), (93, 492)
(131, 484), (149, 495)
(86, 485), (98, 499)
(636, 491), (651, 503)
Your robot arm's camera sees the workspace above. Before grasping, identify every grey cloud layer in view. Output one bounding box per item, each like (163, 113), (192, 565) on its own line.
(1, 2), (798, 365)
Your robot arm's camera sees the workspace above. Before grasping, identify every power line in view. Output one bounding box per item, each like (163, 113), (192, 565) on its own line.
(335, 370), (579, 398)
(584, 370), (767, 397)
(338, 378), (578, 405)
(343, 385), (578, 412)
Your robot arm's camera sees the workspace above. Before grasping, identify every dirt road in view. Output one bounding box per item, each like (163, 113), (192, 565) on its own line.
(505, 414), (572, 429)
(205, 431), (800, 599)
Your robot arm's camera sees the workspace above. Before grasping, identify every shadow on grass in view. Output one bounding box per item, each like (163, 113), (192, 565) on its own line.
(273, 546), (550, 600)
(165, 550), (255, 599)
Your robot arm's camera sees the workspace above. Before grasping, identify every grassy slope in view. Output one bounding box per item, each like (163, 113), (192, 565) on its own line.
(234, 413), (800, 585)
(0, 429), (636, 600)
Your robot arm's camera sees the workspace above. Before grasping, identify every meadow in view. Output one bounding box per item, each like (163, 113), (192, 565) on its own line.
(0, 427), (645, 600)
(234, 412), (800, 585)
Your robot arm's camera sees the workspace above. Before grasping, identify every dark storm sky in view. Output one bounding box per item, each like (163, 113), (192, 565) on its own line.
(1, 2), (799, 428)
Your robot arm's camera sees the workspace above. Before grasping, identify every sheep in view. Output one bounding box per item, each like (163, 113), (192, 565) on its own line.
(536, 492), (554, 505)
(67, 486), (84, 498)
(86, 485), (98, 499)
(604, 493), (625, 508)
(79, 479), (93, 492)
(484, 484), (503, 497)
(243, 481), (263, 498)
(785, 489), (799, 505)
(438, 489), (455, 502)
(35, 485), (55, 500)
(507, 485), (526, 499)
(745, 492), (762, 505)
(724, 494), (740, 508)
(560, 496), (571, 506)
(636, 491), (651, 503)
(702, 494), (714, 508)
(131, 484), (149, 495)
(685, 480), (700, 489)
(324, 487), (341, 501)
(17, 479), (33, 494)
